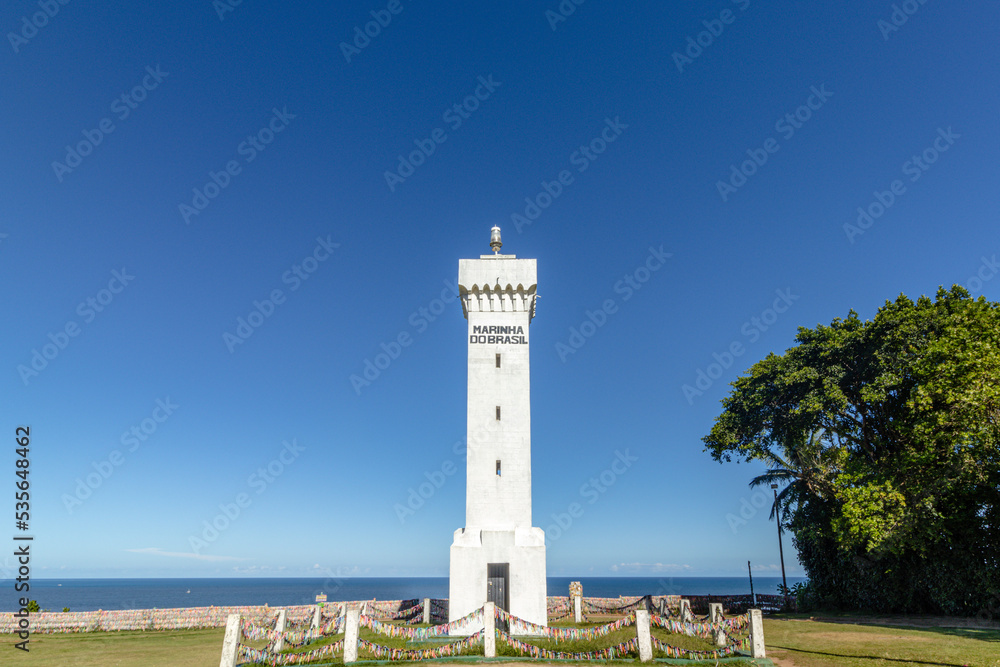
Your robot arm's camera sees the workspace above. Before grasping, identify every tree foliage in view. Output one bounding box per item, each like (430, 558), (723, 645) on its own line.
(704, 286), (1000, 614)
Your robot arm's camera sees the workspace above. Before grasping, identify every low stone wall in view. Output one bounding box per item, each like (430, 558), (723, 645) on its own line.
(686, 593), (790, 615)
(0, 604), (311, 634)
(1, 594), (780, 634)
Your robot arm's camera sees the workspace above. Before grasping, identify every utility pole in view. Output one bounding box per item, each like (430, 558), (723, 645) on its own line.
(772, 484), (788, 607)
(747, 560), (755, 605)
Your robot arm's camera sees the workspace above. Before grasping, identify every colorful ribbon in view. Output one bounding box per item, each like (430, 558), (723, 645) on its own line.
(358, 630), (483, 660)
(498, 629), (639, 660)
(360, 606), (483, 640)
(651, 634), (750, 659)
(238, 639), (345, 665)
(496, 606), (636, 640)
(240, 616), (343, 649)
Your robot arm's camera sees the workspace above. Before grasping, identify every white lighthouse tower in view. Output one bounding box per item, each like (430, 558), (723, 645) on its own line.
(449, 226), (547, 630)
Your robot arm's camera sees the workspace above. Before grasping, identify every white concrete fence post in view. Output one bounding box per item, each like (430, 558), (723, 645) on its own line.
(749, 608), (765, 658)
(679, 598), (692, 622)
(339, 603), (347, 633)
(311, 604), (322, 631)
(273, 608), (287, 652)
(423, 598), (431, 625)
(708, 603), (726, 648)
(344, 608), (361, 663)
(483, 602), (496, 658)
(219, 614), (241, 667)
(635, 609), (652, 662)
(573, 594), (582, 623)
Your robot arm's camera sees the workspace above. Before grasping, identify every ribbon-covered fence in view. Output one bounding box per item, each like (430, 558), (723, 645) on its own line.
(360, 606), (483, 640)
(0, 594), (773, 637)
(224, 601), (764, 665)
(229, 606), (487, 665)
(686, 593), (792, 614)
(499, 630), (640, 661)
(581, 594), (683, 616)
(546, 596), (570, 619)
(366, 599), (424, 624)
(649, 611), (751, 640)
(497, 606), (636, 640)
(242, 616), (344, 649)
(650, 635), (751, 660)
(359, 631), (484, 661)
(239, 638), (346, 666)
(494, 606), (756, 662)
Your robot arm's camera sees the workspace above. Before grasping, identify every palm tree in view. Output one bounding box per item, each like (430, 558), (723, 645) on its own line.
(749, 429), (834, 524)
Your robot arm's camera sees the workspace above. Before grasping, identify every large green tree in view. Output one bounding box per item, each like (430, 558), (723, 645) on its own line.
(704, 286), (1000, 614)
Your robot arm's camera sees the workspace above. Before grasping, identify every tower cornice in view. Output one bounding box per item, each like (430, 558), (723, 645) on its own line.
(458, 256), (537, 321)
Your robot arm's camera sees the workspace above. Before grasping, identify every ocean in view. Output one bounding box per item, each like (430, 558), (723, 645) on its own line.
(1, 576), (805, 612)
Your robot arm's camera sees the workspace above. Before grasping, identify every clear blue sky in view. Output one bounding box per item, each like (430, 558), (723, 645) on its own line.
(3, 1), (998, 580)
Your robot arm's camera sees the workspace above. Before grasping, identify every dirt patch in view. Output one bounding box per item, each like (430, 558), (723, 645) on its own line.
(767, 649), (798, 667)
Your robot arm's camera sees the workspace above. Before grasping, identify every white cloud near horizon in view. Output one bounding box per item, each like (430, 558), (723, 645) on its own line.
(609, 562), (694, 573)
(750, 563), (781, 572)
(125, 547), (245, 562)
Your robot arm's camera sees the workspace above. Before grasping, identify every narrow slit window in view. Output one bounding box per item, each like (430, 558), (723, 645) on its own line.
(496, 460), (502, 476)
(496, 353), (501, 368)
(496, 406), (501, 420)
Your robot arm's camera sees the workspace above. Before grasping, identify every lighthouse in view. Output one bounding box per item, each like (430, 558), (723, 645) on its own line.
(449, 226), (547, 630)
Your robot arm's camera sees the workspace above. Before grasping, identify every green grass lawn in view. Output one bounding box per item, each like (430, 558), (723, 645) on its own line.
(763, 617), (1000, 667)
(1, 627), (226, 666)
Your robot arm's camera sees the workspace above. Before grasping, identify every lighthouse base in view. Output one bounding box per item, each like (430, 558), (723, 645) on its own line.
(448, 526), (547, 635)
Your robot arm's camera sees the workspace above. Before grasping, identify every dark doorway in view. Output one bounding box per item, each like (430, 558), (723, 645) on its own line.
(487, 563), (510, 630)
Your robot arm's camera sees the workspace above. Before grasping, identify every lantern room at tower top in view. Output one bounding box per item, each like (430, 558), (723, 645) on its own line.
(448, 226), (547, 632)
